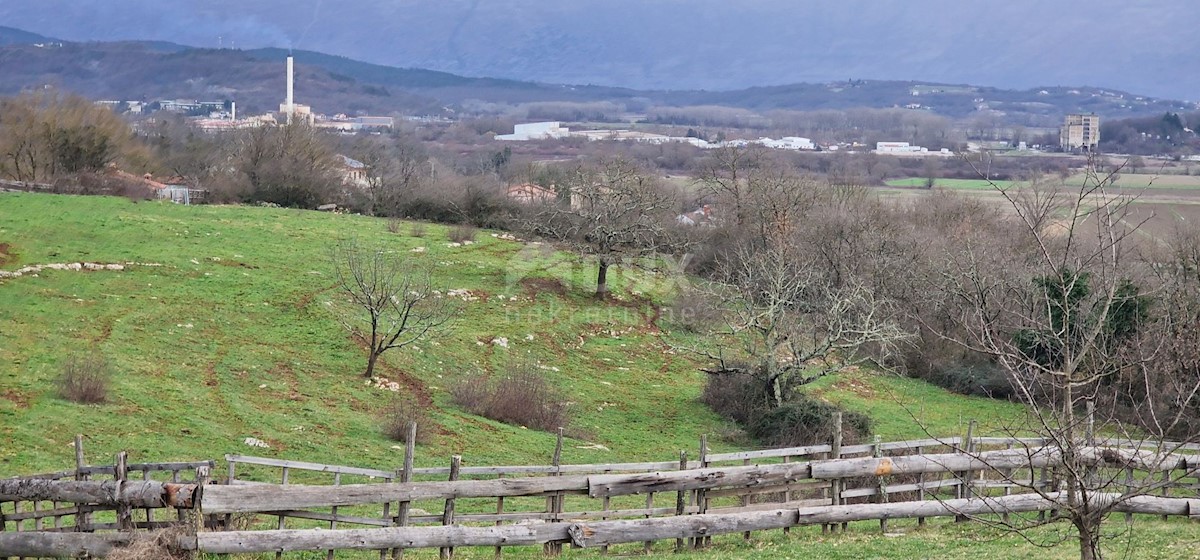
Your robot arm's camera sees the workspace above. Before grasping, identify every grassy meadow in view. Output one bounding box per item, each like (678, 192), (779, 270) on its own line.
(3, 192), (1199, 558)
(0, 192), (1032, 475)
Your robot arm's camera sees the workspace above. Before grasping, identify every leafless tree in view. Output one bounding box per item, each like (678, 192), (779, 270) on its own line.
(530, 158), (679, 298)
(701, 236), (912, 408)
(936, 157), (1200, 560)
(352, 135), (429, 216)
(0, 91), (147, 182)
(235, 122), (338, 208)
(331, 239), (456, 378)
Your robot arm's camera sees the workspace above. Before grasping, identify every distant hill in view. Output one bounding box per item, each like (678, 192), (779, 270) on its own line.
(0, 32), (1192, 125)
(0, 25), (57, 46)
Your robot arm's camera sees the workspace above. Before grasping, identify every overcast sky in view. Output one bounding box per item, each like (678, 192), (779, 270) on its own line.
(2, 0), (1196, 100)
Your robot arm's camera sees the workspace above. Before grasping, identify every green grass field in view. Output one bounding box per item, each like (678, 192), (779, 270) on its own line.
(3, 192), (1198, 557)
(0, 192), (1034, 474)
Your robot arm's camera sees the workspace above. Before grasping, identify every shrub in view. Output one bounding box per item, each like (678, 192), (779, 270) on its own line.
(700, 367), (765, 426)
(702, 368), (870, 447)
(451, 363), (570, 432)
(386, 218), (403, 234)
(750, 397), (871, 447)
(409, 222), (427, 238)
(447, 224), (477, 244)
(56, 353), (111, 404)
(380, 395), (433, 444)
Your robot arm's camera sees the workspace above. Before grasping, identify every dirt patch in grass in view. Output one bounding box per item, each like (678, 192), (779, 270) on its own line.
(268, 362), (306, 402)
(1, 388), (32, 409)
(0, 242), (13, 267)
(519, 277), (567, 297)
(832, 373), (876, 399)
(296, 282), (338, 309)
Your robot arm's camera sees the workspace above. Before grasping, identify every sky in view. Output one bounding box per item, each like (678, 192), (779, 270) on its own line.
(1, 0), (1196, 100)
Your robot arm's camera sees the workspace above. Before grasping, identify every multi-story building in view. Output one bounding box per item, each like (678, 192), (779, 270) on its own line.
(1061, 114), (1100, 151)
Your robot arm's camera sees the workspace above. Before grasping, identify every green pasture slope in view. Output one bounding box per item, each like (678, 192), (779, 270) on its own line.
(2, 192), (1019, 475)
(3, 193), (1198, 559)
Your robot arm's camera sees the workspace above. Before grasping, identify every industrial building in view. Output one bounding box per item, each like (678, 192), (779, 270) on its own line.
(1060, 113), (1100, 151)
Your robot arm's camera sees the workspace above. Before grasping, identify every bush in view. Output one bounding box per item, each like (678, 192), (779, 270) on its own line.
(409, 222), (427, 238)
(702, 369), (870, 447)
(380, 395), (433, 444)
(700, 366), (765, 426)
(56, 353), (111, 404)
(448, 224), (478, 244)
(750, 397), (871, 447)
(451, 363), (570, 432)
(386, 218), (403, 234)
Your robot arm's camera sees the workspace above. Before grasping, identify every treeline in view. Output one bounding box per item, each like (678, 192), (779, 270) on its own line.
(1101, 111), (1200, 156)
(661, 147), (1200, 445)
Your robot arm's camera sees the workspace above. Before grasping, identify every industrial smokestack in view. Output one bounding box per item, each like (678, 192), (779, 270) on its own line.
(286, 55), (294, 125)
(231, 101), (236, 121)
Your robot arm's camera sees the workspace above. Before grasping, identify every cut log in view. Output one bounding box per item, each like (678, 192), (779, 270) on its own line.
(588, 462), (812, 498)
(566, 492), (1200, 548)
(201, 477), (590, 514)
(0, 479), (196, 508)
(196, 524), (569, 554)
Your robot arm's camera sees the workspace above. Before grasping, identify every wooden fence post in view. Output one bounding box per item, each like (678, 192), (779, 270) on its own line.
(225, 459), (236, 532)
(546, 428), (564, 556)
(831, 412), (845, 533)
(73, 435), (89, 532)
(955, 421), (975, 523)
(916, 445), (926, 527)
(874, 435), (887, 533)
(695, 434), (709, 548)
(275, 466), (289, 560)
(440, 456), (462, 560)
(326, 472), (341, 560)
(675, 451), (687, 552)
(115, 452), (133, 532)
(494, 472), (505, 560)
(194, 466), (210, 536)
(742, 456), (752, 541)
(392, 421), (417, 560)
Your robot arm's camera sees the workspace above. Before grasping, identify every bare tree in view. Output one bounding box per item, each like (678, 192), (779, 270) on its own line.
(530, 158), (679, 298)
(352, 135), (428, 216)
(937, 158), (1200, 560)
(331, 239), (456, 378)
(702, 236), (911, 408)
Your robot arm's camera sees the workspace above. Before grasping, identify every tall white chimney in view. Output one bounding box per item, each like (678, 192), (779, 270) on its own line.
(230, 101), (236, 121)
(286, 55), (294, 125)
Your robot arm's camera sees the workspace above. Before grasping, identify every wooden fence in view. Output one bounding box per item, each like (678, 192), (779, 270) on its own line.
(2, 427), (1199, 558)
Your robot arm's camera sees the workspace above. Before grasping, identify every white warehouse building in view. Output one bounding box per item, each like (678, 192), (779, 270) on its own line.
(497, 121), (571, 141)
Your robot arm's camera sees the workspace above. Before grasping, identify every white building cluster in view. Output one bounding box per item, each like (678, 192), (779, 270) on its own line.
(874, 142), (952, 156)
(497, 121), (820, 152)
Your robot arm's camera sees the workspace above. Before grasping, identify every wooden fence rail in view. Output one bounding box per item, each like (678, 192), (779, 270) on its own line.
(2, 428), (1198, 559)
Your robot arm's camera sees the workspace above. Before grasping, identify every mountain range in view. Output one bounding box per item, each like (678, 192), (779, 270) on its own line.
(0, 25), (1193, 126)
(1, 0), (1197, 101)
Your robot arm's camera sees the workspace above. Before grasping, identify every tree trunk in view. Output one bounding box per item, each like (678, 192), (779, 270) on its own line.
(596, 260), (610, 299)
(1075, 518), (1099, 560)
(365, 350), (379, 379)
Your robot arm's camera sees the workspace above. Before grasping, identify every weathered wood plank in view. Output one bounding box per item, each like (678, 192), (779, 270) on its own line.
(226, 455), (395, 479)
(706, 445), (832, 462)
(566, 493), (1199, 548)
(0, 531), (143, 557)
(202, 476), (590, 514)
(196, 525), (569, 554)
(0, 479), (196, 508)
(588, 462), (812, 498)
